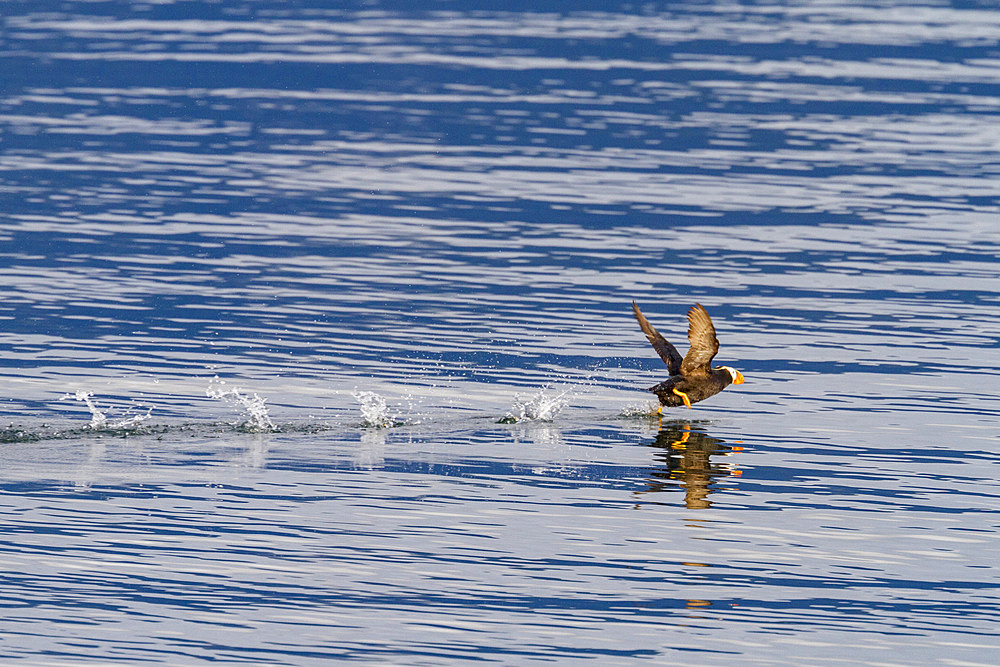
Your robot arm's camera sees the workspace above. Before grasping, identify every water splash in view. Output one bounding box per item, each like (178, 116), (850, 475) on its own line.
(618, 401), (662, 419)
(61, 390), (153, 431)
(206, 378), (278, 433)
(63, 390), (107, 429)
(108, 408), (154, 430)
(353, 390), (399, 428)
(498, 385), (571, 423)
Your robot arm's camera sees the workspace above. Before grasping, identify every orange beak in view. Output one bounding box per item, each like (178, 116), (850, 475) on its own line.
(733, 370), (745, 385)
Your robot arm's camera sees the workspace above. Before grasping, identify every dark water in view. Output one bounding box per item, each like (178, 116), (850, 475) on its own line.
(1, 1), (999, 664)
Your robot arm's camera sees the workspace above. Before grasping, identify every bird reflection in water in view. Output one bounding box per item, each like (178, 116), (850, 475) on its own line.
(636, 421), (742, 509)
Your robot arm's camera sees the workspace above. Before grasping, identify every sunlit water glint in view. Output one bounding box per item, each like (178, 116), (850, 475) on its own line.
(0, 0), (997, 664)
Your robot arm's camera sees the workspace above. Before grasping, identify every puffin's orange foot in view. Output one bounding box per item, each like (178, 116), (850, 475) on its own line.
(672, 388), (692, 409)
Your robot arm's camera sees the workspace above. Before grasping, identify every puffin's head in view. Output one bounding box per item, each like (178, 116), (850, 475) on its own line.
(720, 366), (744, 385)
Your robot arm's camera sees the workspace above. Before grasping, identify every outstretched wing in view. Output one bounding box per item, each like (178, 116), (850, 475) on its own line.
(632, 301), (682, 376)
(680, 303), (720, 376)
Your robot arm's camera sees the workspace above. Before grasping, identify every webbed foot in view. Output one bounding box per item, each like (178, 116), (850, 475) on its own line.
(672, 388), (692, 409)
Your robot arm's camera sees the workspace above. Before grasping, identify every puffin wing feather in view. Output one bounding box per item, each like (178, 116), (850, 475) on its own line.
(632, 301), (682, 376)
(680, 303), (720, 376)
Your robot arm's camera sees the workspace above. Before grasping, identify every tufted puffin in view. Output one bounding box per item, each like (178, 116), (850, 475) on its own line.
(632, 301), (744, 410)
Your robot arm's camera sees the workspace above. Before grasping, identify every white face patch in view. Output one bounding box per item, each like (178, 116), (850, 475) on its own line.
(721, 366), (739, 383)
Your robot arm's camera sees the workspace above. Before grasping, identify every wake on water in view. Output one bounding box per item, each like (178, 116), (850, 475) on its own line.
(618, 400), (662, 419)
(27, 379), (655, 443)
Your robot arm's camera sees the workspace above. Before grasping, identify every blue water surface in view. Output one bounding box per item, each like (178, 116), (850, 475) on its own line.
(0, 0), (998, 664)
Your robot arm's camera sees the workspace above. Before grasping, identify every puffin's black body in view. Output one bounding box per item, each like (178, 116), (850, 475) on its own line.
(632, 301), (744, 409)
(647, 372), (736, 408)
